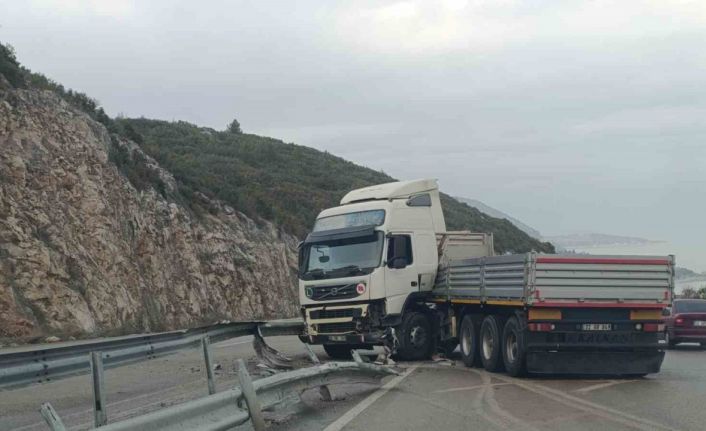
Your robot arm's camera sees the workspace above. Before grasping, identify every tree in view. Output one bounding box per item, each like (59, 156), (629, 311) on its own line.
(698, 287), (706, 299)
(227, 118), (242, 134)
(680, 288), (699, 299)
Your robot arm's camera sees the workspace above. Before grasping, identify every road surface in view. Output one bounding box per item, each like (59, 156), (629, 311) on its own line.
(1, 338), (705, 431)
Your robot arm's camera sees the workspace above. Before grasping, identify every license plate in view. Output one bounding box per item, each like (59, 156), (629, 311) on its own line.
(328, 335), (346, 342)
(582, 323), (612, 331)
(694, 321), (706, 327)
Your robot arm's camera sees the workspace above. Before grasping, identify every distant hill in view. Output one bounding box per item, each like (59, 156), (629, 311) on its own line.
(544, 233), (659, 249)
(455, 197), (542, 239)
(675, 267), (705, 280)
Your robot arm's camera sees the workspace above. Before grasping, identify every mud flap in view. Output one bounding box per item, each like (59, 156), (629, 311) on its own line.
(526, 350), (665, 375)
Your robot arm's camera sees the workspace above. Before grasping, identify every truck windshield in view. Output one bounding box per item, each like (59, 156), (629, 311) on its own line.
(300, 232), (383, 280)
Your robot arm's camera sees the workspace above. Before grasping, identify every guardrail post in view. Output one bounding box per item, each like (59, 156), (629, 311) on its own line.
(201, 336), (216, 395)
(302, 343), (333, 401)
(303, 342), (320, 364)
(90, 352), (107, 427)
(236, 358), (266, 431)
(40, 402), (67, 431)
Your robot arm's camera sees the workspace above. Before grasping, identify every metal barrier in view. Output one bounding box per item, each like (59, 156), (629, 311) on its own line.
(40, 359), (398, 431)
(0, 319), (304, 390)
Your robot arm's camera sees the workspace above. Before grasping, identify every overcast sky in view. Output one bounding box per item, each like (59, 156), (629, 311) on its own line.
(2, 0), (705, 269)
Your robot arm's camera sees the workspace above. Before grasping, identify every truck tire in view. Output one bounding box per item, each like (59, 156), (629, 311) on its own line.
(396, 311), (432, 361)
(323, 344), (355, 359)
(480, 315), (505, 372)
(665, 331), (676, 348)
(501, 317), (527, 377)
(459, 314), (480, 367)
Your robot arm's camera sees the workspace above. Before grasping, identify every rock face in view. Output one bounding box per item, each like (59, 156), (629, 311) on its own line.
(0, 88), (299, 340)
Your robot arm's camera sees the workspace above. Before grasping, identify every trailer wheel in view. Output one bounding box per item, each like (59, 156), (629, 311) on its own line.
(480, 315), (505, 372)
(459, 314), (480, 367)
(396, 311), (432, 360)
(501, 317), (527, 377)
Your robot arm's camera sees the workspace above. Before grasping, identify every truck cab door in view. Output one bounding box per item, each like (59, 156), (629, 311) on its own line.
(384, 234), (418, 313)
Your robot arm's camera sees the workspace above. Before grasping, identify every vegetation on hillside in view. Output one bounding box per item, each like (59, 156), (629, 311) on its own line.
(119, 118), (554, 253)
(1, 41), (554, 254)
(679, 287), (706, 299)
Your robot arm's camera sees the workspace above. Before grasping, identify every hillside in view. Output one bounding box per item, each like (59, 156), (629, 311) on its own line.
(117, 118), (554, 254)
(0, 43), (552, 340)
(1, 44), (299, 341)
(455, 197), (543, 239)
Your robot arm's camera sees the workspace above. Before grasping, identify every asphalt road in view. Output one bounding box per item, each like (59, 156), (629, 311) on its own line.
(2, 339), (706, 431)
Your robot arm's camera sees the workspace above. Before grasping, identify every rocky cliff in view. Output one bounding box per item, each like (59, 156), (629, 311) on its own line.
(0, 84), (299, 341)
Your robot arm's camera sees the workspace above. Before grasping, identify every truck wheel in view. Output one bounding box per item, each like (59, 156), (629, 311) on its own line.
(480, 315), (505, 372)
(459, 314), (480, 367)
(501, 317), (527, 377)
(397, 311), (432, 361)
(665, 331), (676, 348)
(323, 344), (355, 359)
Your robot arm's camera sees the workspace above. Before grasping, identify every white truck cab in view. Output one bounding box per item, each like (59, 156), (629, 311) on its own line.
(298, 179), (492, 358)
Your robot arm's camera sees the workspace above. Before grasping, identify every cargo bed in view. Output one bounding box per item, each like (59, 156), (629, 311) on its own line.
(433, 253), (674, 308)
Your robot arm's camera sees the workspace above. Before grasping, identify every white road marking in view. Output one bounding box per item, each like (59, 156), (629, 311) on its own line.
(413, 364), (677, 431)
(322, 365), (418, 431)
(468, 369), (679, 431)
(433, 382), (511, 394)
(574, 379), (638, 394)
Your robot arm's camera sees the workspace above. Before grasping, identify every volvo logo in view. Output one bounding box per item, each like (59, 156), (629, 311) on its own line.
(330, 287), (338, 295)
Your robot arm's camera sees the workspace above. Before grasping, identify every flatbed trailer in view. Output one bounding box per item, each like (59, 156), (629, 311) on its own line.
(431, 253), (674, 375)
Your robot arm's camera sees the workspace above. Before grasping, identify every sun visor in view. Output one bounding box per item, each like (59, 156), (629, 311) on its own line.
(304, 225), (377, 244)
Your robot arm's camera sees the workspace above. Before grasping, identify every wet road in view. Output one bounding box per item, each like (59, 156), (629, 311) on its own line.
(2, 340), (705, 431)
(278, 344), (706, 431)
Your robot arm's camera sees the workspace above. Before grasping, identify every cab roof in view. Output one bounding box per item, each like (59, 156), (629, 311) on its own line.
(340, 178), (438, 205)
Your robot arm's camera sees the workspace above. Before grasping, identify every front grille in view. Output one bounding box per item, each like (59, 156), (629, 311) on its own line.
(307, 283), (359, 301)
(317, 322), (357, 334)
(310, 308), (360, 319)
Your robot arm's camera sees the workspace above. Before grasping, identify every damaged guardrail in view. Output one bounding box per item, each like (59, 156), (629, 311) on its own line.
(40, 357), (399, 431)
(0, 319), (304, 390)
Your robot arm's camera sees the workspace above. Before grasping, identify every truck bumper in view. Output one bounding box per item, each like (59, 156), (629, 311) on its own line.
(526, 350), (665, 375)
(299, 333), (382, 345)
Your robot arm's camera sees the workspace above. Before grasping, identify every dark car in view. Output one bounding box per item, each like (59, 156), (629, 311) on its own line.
(663, 299), (706, 348)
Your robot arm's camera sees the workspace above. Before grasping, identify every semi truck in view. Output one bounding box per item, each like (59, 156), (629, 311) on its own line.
(297, 179), (674, 376)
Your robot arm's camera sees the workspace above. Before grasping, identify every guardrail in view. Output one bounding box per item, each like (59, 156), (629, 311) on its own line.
(0, 319), (304, 390)
(40, 358), (398, 431)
